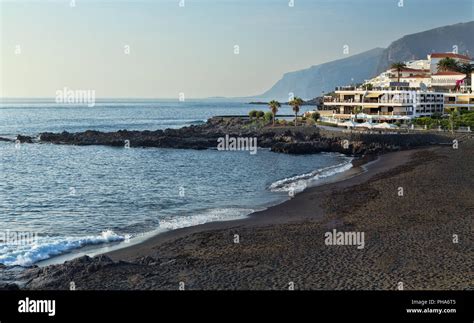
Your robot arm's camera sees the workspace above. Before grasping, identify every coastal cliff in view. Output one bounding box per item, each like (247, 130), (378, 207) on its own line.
(255, 21), (474, 100)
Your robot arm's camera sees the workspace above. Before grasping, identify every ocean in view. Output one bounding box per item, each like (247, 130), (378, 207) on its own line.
(0, 99), (352, 267)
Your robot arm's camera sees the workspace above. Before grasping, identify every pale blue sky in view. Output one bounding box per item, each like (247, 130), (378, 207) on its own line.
(1, 0), (472, 98)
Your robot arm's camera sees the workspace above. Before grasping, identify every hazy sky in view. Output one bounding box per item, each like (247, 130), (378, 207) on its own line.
(0, 0), (472, 98)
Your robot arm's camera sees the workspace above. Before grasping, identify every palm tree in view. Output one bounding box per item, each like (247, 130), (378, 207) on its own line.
(449, 108), (459, 134)
(390, 62), (407, 82)
(437, 57), (459, 72)
(289, 96), (304, 126)
(268, 100), (281, 126)
(458, 63), (472, 84)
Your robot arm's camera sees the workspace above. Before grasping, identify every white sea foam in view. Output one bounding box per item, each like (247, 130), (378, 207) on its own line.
(0, 230), (125, 267)
(269, 158), (353, 194)
(159, 208), (253, 230)
(0, 158), (352, 267)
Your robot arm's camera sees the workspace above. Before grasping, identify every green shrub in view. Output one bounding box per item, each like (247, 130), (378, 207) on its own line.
(414, 117), (432, 126)
(249, 110), (258, 118)
(311, 112), (320, 122)
(459, 111), (474, 127)
(256, 110), (265, 119)
(413, 111), (474, 130)
(264, 111), (273, 122)
(317, 121), (338, 127)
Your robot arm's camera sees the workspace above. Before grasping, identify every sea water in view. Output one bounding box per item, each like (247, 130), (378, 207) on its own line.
(0, 99), (352, 266)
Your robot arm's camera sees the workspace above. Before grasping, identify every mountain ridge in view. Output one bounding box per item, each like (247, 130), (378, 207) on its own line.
(255, 21), (474, 101)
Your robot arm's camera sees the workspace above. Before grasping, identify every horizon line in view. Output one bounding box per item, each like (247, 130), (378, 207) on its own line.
(0, 96), (256, 101)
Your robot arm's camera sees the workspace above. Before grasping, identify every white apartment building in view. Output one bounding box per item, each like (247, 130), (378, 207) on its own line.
(428, 53), (471, 74)
(366, 68), (430, 88)
(365, 52), (471, 90)
(320, 89), (444, 122)
(400, 74), (431, 88)
(326, 53), (473, 123)
(444, 92), (474, 112)
(431, 71), (467, 88)
(406, 59), (430, 70)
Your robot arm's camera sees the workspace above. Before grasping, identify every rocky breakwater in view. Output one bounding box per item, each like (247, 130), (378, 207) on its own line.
(22, 117), (452, 156)
(268, 130), (452, 155)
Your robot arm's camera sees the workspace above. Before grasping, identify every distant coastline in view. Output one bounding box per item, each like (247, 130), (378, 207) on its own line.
(248, 97), (321, 106)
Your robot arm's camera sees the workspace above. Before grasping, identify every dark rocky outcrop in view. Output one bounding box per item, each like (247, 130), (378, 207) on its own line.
(32, 117), (452, 157)
(0, 135), (36, 143)
(16, 135), (34, 143)
(0, 283), (20, 290)
(18, 255), (122, 290)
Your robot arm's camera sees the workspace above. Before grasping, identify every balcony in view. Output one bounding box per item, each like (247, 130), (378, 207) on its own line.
(318, 110), (413, 117)
(323, 99), (412, 106)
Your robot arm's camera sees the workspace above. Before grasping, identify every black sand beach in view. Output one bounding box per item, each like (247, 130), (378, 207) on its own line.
(17, 138), (474, 290)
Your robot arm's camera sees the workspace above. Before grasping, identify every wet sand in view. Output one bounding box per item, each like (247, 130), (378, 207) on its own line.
(19, 141), (474, 290)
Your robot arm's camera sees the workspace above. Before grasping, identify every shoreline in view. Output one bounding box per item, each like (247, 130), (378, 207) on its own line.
(0, 150), (372, 272)
(10, 140), (474, 290)
(34, 151), (360, 267)
(2, 117), (455, 270)
(17, 149), (406, 269)
(102, 149), (402, 263)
